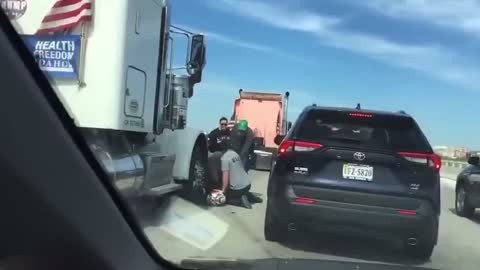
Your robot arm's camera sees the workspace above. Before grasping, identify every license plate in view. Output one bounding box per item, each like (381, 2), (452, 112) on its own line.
(342, 163), (373, 181)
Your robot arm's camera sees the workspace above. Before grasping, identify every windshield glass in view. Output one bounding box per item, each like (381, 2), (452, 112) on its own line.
(3, 0), (480, 269)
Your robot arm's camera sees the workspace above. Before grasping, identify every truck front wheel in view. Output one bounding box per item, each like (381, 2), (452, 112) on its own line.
(183, 144), (207, 203)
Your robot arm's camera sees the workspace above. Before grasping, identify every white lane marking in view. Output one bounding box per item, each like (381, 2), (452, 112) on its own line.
(147, 196), (229, 251)
(441, 177), (456, 190)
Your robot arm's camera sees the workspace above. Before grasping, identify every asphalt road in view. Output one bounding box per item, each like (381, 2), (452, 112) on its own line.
(134, 171), (480, 270)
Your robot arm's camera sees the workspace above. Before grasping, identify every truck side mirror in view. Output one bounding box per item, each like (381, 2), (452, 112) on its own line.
(468, 156), (479, 166)
(274, 135), (285, 146)
(187, 34), (206, 84)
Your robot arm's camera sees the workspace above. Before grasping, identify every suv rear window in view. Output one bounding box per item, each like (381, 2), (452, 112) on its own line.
(296, 110), (432, 152)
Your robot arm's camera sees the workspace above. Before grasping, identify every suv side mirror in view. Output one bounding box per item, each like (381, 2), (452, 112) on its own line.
(187, 34), (206, 84)
(287, 121), (292, 131)
(274, 135), (285, 146)
(468, 156), (479, 166)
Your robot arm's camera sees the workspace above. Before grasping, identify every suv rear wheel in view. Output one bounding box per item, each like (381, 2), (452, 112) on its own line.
(456, 185), (475, 218)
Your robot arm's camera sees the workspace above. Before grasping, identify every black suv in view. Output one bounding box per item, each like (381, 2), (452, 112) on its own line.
(264, 106), (441, 259)
(455, 155), (480, 218)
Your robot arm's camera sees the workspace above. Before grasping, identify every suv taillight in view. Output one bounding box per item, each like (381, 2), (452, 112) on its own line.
(278, 140), (323, 157)
(398, 152), (441, 171)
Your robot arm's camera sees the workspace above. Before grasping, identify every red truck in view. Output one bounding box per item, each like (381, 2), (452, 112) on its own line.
(231, 89), (290, 170)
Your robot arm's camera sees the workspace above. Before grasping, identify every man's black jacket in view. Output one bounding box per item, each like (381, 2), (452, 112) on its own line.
(208, 128), (230, 153)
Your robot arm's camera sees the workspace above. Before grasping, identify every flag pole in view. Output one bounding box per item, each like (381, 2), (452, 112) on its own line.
(78, 22), (89, 88)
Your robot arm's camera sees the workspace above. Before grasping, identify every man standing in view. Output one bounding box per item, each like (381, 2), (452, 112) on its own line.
(232, 120), (255, 171)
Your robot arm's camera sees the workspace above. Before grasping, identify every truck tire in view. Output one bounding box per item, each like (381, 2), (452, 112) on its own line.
(182, 144), (207, 203)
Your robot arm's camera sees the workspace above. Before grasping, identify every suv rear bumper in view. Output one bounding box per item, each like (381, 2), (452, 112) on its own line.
(273, 185), (438, 242)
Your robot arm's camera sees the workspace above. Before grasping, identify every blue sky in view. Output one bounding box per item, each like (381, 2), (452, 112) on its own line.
(172, 0), (480, 149)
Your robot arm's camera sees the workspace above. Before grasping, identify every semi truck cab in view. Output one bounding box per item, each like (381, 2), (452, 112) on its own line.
(5, 0), (210, 201)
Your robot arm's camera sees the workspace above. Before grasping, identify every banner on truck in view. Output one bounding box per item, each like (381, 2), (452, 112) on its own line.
(21, 34), (81, 79)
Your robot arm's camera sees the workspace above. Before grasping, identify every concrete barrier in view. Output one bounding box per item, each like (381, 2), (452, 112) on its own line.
(440, 167), (461, 180)
(440, 160), (467, 181)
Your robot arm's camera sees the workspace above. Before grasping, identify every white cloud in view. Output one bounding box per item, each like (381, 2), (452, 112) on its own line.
(205, 31), (274, 53)
(210, 0), (340, 34)
(175, 24), (274, 53)
(174, 24), (307, 63)
(359, 0), (480, 36)
(206, 0), (480, 90)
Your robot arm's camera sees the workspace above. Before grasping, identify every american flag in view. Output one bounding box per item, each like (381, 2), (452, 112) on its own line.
(36, 0), (92, 34)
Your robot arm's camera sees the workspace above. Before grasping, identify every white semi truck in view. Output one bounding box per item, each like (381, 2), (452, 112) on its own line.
(7, 0), (210, 200)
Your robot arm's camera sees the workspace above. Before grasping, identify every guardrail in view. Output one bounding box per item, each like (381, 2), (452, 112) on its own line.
(441, 160), (468, 169)
(440, 160), (467, 180)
